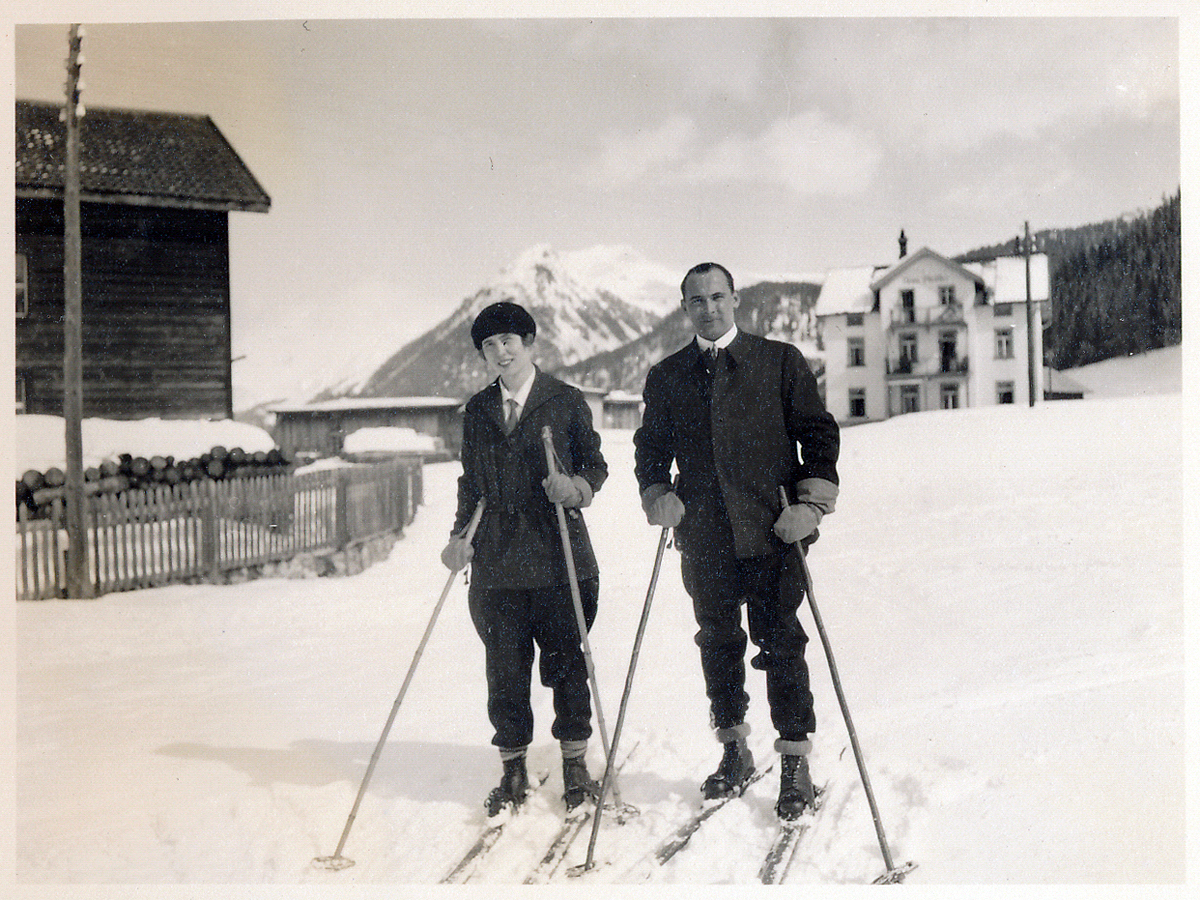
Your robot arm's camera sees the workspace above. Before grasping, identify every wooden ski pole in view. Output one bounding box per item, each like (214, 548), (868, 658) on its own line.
(780, 488), (916, 884)
(541, 427), (621, 808)
(574, 476), (677, 874)
(313, 497), (486, 872)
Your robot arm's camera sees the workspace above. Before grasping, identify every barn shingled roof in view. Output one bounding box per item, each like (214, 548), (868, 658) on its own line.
(15, 99), (270, 213)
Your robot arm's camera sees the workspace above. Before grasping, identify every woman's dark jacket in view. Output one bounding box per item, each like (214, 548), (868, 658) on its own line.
(453, 370), (607, 590)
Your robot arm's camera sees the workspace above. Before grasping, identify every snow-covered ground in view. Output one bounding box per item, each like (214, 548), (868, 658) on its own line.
(1058, 344), (1182, 398)
(10, 357), (1185, 888)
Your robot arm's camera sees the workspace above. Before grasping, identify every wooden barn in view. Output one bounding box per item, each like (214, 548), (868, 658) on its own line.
(602, 390), (644, 429)
(270, 397), (465, 460)
(15, 99), (270, 419)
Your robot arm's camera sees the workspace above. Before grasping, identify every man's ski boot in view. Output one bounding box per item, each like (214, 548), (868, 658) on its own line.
(702, 733), (756, 800)
(562, 755), (600, 813)
(485, 752), (529, 818)
(775, 752), (816, 821)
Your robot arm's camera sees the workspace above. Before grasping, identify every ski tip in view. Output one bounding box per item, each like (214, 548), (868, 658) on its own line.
(485, 804), (516, 825)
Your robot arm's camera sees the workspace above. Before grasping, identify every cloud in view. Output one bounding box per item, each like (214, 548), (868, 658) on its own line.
(592, 114), (697, 177)
(590, 110), (881, 196)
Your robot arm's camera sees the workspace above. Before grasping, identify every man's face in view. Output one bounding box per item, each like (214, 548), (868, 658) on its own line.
(480, 332), (535, 390)
(681, 268), (739, 342)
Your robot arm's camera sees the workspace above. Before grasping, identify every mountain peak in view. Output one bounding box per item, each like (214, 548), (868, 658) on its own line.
(344, 244), (665, 399)
(503, 243), (560, 274)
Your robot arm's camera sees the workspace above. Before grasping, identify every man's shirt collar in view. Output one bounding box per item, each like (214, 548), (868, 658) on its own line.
(697, 324), (739, 354)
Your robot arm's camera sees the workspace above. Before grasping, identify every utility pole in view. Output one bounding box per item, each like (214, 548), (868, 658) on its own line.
(1021, 221), (1037, 408)
(63, 24), (93, 598)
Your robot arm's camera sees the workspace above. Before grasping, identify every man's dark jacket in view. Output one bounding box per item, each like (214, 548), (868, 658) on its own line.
(634, 330), (839, 559)
(454, 369), (607, 589)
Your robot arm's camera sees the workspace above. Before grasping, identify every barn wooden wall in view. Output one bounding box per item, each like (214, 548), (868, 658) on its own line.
(16, 197), (233, 420)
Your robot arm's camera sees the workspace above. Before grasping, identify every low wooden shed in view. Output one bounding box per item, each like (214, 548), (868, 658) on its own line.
(271, 397), (465, 459)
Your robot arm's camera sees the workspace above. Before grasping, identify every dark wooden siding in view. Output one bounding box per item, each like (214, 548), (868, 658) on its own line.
(274, 407), (464, 459)
(16, 197), (233, 419)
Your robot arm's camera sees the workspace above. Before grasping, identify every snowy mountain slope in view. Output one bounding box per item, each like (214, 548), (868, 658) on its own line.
(303, 245), (823, 403)
(319, 245), (662, 400)
(556, 244), (681, 318)
(13, 364), (1182, 884)
(556, 278), (823, 393)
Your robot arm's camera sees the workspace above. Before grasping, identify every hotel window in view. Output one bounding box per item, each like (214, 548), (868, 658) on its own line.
(849, 388), (866, 418)
(846, 313), (863, 327)
(994, 303), (1012, 316)
(996, 381), (1015, 404)
(900, 384), (920, 414)
(995, 328), (1014, 359)
(940, 383), (960, 409)
(847, 337), (865, 367)
(939, 285), (956, 306)
(16, 252), (28, 318)
(900, 289), (915, 323)
(899, 332), (918, 363)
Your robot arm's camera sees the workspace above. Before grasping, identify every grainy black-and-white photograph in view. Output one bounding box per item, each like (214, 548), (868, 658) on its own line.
(10, 2), (1186, 888)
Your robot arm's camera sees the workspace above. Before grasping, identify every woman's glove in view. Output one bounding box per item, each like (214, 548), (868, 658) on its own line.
(543, 472), (587, 507)
(440, 536), (475, 571)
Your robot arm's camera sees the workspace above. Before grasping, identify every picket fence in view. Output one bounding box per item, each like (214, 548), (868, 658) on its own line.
(15, 459), (423, 601)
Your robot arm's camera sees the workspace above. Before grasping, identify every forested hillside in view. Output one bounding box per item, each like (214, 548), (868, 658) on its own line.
(957, 190), (1180, 368)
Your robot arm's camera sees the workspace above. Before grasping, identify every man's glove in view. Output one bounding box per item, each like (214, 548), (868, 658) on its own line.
(646, 491), (685, 528)
(543, 472), (590, 507)
(773, 503), (822, 544)
(440, 536), (475, 571)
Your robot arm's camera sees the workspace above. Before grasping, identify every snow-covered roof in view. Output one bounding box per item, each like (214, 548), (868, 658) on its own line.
(604, 391), (643, 404)
(870, 247), (985, 293)
(1044, 367), (1089, 396)
(964, 253), (1050, 303)
(814, 248), (1052, 317)
(812, 266), (883, 317)
(270, 396), (463, 414)
(342, 426), (439, 454)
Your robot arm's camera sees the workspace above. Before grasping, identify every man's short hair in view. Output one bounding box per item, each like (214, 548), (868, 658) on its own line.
(470, 301), (537, 350)
(681, 262), (735, 298)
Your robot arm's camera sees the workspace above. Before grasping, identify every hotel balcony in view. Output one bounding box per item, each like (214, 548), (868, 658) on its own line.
(889, 303), (966, 329)
(887, 355), (969, 378)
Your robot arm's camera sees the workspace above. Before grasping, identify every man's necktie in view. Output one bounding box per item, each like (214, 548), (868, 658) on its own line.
(504, 398), (520, 435)
(706, 346), (720, 371)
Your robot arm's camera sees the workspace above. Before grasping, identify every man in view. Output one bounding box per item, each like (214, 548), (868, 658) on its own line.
(633, 262), (840, 821)
(442, 301), (608, 816)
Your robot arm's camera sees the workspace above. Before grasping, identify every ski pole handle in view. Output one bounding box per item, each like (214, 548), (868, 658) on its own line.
(459, 496), (487, 543)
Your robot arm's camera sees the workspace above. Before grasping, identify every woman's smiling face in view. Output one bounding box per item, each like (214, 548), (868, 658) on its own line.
(480, 332), (535, 390)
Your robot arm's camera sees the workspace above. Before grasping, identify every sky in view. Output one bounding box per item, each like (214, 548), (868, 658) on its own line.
(9, 4), (1186, 410)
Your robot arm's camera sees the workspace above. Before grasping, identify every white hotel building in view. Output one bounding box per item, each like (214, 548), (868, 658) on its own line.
(815, 244), (1050, 424)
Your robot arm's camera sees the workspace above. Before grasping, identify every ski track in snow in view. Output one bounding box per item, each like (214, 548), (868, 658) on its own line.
(13, 389), (1185, 885)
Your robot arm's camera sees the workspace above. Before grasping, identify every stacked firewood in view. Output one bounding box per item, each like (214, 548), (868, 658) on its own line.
(16, 445), (294, 519)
